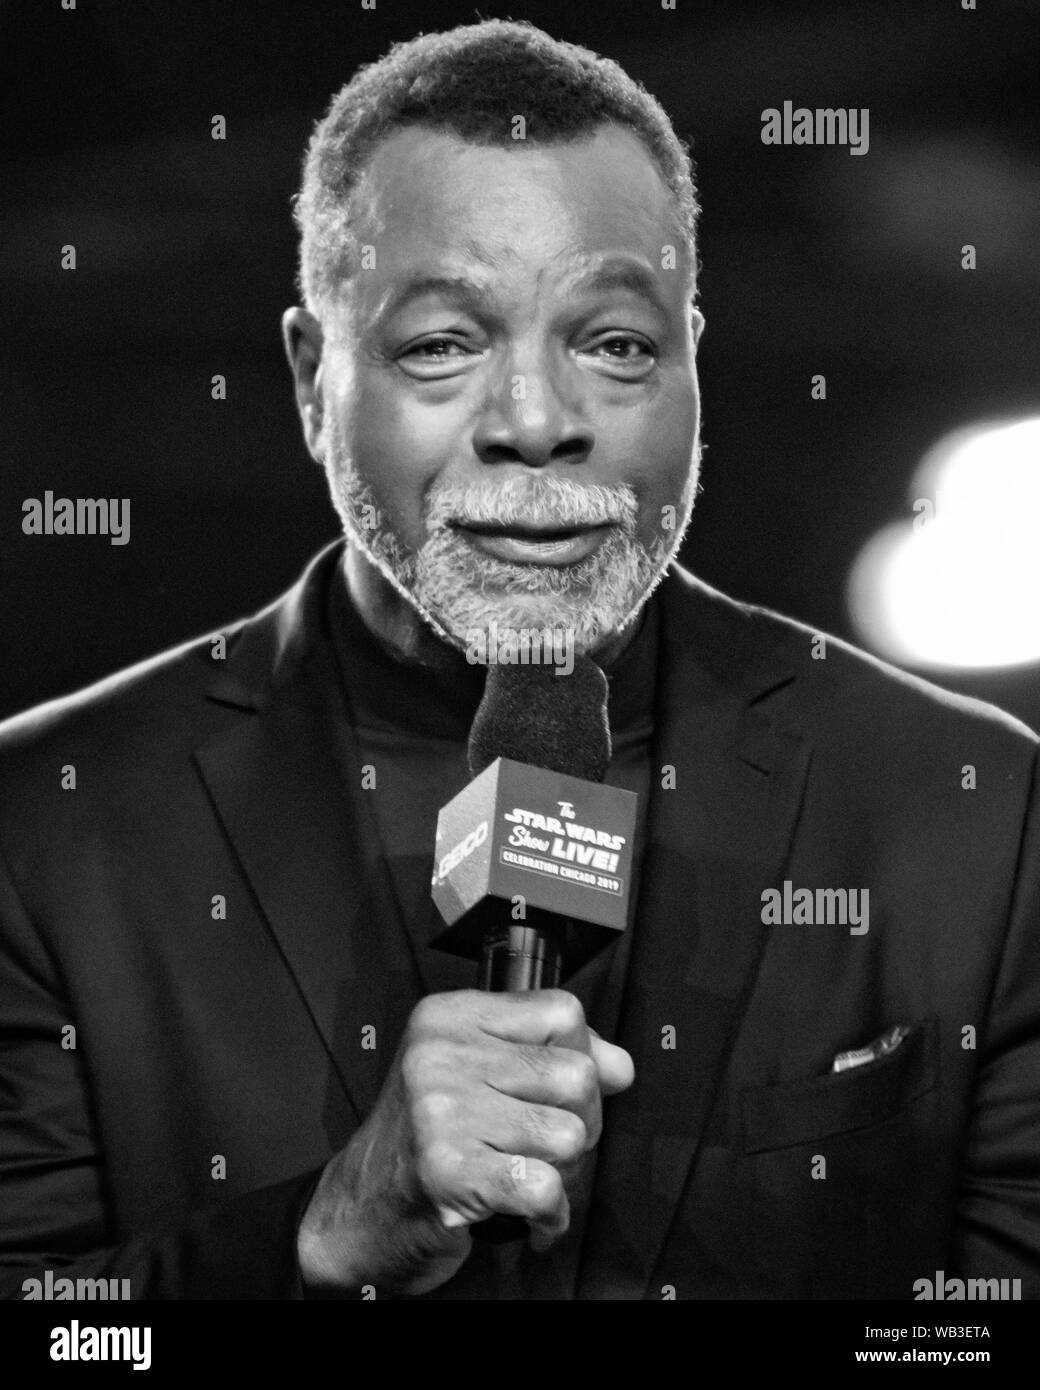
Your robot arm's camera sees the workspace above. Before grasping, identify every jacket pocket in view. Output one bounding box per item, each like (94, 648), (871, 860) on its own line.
(740, 1017), (939, 1154)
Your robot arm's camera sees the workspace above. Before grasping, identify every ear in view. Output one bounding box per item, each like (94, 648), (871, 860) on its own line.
(690, 307), (706, 348)
(281, 307), (325, 459)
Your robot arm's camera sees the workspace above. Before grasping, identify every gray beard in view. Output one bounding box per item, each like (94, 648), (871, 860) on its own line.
(324, 426), (699, 658)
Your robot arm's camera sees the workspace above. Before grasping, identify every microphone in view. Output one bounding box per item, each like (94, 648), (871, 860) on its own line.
(429, 654), (637, 1243)
(430, 655), (638, 985)
(470, 657), (609, 990)
(469, 654), (613, 781)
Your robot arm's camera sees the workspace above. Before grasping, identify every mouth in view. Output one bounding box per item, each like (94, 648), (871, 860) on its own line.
(451, 521), (614, 566)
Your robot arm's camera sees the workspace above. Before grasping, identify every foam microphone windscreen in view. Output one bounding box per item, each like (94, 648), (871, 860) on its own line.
(467, 656), (612, 782)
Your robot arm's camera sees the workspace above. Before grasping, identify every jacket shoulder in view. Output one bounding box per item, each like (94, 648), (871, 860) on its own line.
(0, 542), (342, 825)
(666, 566), (1039, 754)
(0, 625), (234, 761)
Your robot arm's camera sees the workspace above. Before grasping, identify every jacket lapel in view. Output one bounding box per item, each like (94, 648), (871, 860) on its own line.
(193, 543), (426, 1129)
(578, 567), (812, 1298)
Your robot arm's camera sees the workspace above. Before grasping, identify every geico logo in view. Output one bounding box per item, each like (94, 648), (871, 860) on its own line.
(438, 820), (488, 880)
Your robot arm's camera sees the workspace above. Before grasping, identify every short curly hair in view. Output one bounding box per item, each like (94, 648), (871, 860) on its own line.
(294, 19), (700, 319)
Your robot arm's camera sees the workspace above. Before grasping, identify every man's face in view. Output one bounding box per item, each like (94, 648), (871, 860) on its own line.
(306, 121), (703, 658)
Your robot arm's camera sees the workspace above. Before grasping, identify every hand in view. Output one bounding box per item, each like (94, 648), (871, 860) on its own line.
(296, 988), (634, 1296)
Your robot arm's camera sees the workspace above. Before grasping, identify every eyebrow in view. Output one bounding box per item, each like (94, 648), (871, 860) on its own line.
(375, 275), (489, 324)
(564, 260), (672, 317)
(374, 257), (672, 325)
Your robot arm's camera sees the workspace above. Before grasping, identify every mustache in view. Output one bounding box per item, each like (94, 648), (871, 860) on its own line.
(425, 475), (638, 532)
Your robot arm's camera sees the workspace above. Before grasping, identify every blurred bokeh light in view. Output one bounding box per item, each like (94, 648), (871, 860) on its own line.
(849, 417), (1040, 670)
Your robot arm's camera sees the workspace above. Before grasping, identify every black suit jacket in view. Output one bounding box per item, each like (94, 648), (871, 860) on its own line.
(2, 540), (1039, 1299)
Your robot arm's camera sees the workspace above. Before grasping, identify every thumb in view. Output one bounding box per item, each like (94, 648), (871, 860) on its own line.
(588, 1030), (635, 1097)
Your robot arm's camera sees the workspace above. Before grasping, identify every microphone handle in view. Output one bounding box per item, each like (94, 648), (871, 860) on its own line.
(471, 914), (564, 1243)
(479, 920), (563, 991)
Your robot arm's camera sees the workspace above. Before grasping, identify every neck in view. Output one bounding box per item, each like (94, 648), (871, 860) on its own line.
(342, 543), (462, 674)
(341, 541), (645, 674)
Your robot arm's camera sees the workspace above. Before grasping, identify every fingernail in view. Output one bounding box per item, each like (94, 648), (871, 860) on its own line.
(436, 1205), (469, 1229)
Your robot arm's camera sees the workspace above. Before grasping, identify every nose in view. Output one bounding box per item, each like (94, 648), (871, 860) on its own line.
(472, 349), (593, 470)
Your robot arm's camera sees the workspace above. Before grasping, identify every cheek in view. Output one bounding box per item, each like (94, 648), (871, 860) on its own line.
(621, 390), (699, 537)
(346, 376), (456, 548)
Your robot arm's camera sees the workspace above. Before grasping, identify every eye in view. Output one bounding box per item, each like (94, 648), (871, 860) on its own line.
(395, 335), (483, 377)
(584, 334), (657, 369)
(399, 336), (475, 360)
(400, 334), (469, 355)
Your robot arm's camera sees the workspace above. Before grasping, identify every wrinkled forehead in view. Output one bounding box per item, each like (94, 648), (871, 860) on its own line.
(343, 122), (692, 307)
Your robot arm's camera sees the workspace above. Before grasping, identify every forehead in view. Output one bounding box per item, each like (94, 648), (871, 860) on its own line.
(346, 122), (685, 295)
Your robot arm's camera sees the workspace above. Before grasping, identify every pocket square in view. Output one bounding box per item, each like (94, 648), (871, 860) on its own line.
(831, 1023), (911, 1074)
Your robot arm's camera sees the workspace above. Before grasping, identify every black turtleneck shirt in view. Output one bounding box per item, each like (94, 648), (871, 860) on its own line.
(323, 558), (659, 1297)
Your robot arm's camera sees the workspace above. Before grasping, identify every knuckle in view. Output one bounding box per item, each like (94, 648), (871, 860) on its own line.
(525, 1162), (565, 1210)
(401, 1037), (453, 1094)
(562, 1050), (598, 1102)
(410, 1089), (457, 1140)
(412, 990), (488, 1036)
(546, 990), (585, 1035)
(547, 1110), (587, 1161)
(416, 1137), (463, 1198)
(416, 1132), (497, 1224)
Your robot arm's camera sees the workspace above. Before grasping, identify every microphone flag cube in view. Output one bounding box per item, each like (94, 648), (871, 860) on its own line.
(429, 756), (637, 970)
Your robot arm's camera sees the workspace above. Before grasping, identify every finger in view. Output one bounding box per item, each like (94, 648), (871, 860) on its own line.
(485, 1041), (599, 1110)
(477, 1094), (589, 1166)
(425, 1146), (570, 1247)
(435, 1205), (470, 1230)
(589, 1034), (635, 1097)
(512, 1158), (570, 1251)
(474, 989), (590, 1052)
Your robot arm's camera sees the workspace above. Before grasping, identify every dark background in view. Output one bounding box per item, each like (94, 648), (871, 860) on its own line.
(2, 0), (1038, 723)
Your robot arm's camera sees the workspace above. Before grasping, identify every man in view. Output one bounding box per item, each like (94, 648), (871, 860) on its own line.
(2, 20), (1039, 1301)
